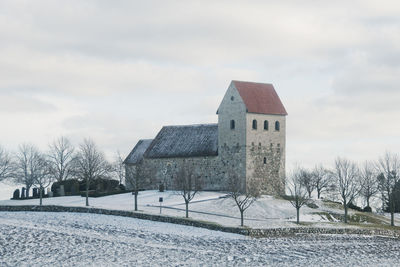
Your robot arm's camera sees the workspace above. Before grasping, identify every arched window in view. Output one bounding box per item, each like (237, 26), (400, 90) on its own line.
(264, 120), (269, 130)
(263, 157), (267, 164)
(230, 120), (235, 130)
(252, 119), (257, 130)
(275, 121), (280, 131)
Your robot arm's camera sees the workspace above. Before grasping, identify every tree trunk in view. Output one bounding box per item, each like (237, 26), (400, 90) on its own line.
(185, 201), (189, 218)
(317, 190), (321, 199)
(39, 186), (43, 206)
(390, 196), (395, 226)
(240, 210), (244, 226)
(366, 196), (370, 208)
(26, 186), (30, 198)
(134, 191), (138, 211)
(391, 211), (394, 227)
(85, 177), (89, 207)
(344, 204), (348, 223)
(296, 207), (300, 224)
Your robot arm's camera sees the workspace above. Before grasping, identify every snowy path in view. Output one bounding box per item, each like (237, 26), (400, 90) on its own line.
(1, 212), (400, 266)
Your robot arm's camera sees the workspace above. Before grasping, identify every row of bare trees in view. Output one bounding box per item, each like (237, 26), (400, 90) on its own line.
(174, 162), (259, 226)
(288, 152), (400, 226)
(0, 137), (125, 206)
(126, 157), (258, 226)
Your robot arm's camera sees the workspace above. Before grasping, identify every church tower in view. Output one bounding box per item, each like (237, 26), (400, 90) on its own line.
(217, 80), (287, 194)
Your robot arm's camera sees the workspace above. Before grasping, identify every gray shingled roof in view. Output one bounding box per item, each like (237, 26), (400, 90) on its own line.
(123, 139), (153, 164)
(145, 124), (218, 158)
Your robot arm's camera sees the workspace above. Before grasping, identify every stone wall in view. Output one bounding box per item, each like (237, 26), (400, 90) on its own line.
(246, 113), (286, 195)
(247, 146), (284, 195)
(1, 205), (399, 239)
(126, 145), (249, 192)
(141, 155), (225, 191)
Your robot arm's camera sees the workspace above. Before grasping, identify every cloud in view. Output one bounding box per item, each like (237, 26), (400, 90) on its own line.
(1, 0), (400, 167)
(0, 93), (56, 113)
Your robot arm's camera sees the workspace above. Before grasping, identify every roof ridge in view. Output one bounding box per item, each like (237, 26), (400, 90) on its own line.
(232, 80), (273, 86)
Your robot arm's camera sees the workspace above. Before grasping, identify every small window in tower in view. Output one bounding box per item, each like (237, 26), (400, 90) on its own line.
(263, 157), (267, 164)
(264, 120), (269, 130)
(277, 143), (281, 147)
(275, 121), (280, 131)
(231, 96), (234, 101)
(230, 120), (235, 130)
(252, 119), (257, 130)
(259, 142), (261, 147)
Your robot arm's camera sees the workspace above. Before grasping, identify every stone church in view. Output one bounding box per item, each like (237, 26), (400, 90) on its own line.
(124, 80), (287, 195)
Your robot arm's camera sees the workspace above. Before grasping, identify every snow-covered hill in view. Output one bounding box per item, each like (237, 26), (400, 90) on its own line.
(1, 190), (397, 228)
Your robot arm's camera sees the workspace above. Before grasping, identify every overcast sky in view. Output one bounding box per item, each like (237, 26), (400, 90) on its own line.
(1, 0), (400, 169)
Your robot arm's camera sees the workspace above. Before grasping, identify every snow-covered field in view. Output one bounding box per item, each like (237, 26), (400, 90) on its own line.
(0, 211), (399, 266)
(1, 190), (397, 228)
(0, 190), (332, 228)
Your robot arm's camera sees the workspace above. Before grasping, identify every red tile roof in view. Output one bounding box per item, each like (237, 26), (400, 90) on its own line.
(233, 80), (287, 115)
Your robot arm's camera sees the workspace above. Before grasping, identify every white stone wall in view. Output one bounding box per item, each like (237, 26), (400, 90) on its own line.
(245, 113), (286, 194)
(216, 82), (248, 190)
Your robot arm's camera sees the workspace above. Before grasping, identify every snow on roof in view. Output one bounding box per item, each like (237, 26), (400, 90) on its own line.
(233, 80), (288, 115)
(124, 139), (153, 164)
(144, 124), (218, 158)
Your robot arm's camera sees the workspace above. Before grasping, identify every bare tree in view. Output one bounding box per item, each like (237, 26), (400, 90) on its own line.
(376, 152), (400, 226)
(287, 168), (310, 224)
(125, 165), (139, 211)
(14, 144), (41, 197)
(227, 171), (260, 227)
(32, 154), (52, 206)
(173, 160), (202, 218)
(334, 157), (360, 223)
(0, 145), (13, 182)
(359, 161), (379, 208)
(113, 151), (125, 185)
(377, 173), (386, 212)
(312, 164), (334, 199)
(47, 136), (75, 182)
(73, 139), (111, 206)
(298, 168), (315, 198)
(125, 160), (155, 211)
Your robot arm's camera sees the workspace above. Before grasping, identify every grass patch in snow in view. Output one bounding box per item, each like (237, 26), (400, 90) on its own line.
(306, 201), (319, 209)
(347, 222), (400, 231)
(347, 213), (384, 225)
(322, 199), (343, 210)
